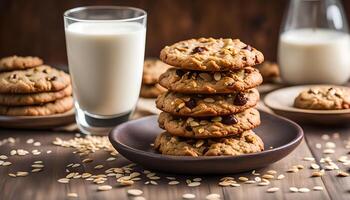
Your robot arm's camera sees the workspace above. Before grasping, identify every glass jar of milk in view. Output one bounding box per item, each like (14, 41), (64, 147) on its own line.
(278, 0), (350, 84)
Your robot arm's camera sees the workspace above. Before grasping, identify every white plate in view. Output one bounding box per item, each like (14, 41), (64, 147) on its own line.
(0, 109), (75, 129)
(264, 85), (350, 124)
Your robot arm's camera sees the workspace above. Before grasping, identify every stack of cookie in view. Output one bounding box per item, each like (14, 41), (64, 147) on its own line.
(0, 56), (73, 116)
(140, 59), (170, 98)
(154, 38), (265, 156)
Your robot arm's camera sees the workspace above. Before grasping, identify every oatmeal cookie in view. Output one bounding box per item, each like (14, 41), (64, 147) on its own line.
(0, 96), (73, 116)
(158, 108), (260, 138)
(154, 130), (264, 156)
(0, 56), (43, 72)
(0, 85), (72, 106)
(160, 38), (264, 71)
(156, 89), (259, 117)
(140, 84), (167, 98)
(294, 86), (350, 110)
(143, 59), (171, 85)
(0, 65), (71, 93)
(159, 67), (262, 94)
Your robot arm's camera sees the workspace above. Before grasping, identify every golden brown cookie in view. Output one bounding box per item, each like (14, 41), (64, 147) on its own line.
(154, 130), (264, 156)
(143, 59), (171, 85)
(0, 56), (43, 72)
(0, 96), (73, 116)
(0, 85), (72, 106)
(140, 84), (167, 98)
(160, 38), (264, 71)
(294, 86), (350, 110)
(159, 67), (262, 94)
(158, 108), (260, 138)
(0, 65), (71, 93)
(156, 89), (259, 117)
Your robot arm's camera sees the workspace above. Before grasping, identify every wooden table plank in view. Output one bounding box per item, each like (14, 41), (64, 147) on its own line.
(0, 129), (331, 200)
(303, 124), (350, 200)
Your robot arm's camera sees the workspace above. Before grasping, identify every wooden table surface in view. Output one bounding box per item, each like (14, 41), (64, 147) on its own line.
(0, 108), (350, 200)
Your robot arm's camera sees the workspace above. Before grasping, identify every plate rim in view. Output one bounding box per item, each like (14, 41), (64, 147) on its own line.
(109, 111), (304, 161)
(0, 108), (75, 120)
(264, 85), (350, 115)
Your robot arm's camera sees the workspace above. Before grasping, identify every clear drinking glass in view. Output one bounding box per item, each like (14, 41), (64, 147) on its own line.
(64, 6), (147, 134)
(278, 0), (350, 84)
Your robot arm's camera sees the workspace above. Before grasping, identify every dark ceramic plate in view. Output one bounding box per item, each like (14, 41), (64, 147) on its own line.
(109, 111), (303, 174)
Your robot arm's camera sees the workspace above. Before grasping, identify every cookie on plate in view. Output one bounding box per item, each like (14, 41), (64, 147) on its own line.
(158, 108), (260, 138)
(156, 89), (259, 117)
(0, 85), (72, 106)
(294, 86), (350, 110)
(159, 67), (262, 94)
(0, 56), (43, 72)
(0, 65), (71, 93)
(160, 38), (264, 71)
(140, 84), (167, 98)
(154, 130), (264, 156)
(0, 96), (73, 116)
(143, 59), (171, 85)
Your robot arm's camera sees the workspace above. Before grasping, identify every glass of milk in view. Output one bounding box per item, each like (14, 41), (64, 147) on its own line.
(64, 6), (146, 134)
(278, 0), (350, 85)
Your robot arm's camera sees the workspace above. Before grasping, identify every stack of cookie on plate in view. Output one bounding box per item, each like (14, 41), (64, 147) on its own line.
(154, 38), (265, 156)
(140, 59), (170, 98)
(0, 56), (73, 116)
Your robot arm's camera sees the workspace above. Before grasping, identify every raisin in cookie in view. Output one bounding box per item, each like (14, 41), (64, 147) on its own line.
(140, 84), (167, 98)
(0, 85), (72, 106)
(0, 96), (73, 116)
(154, 130), (264, 156)
(160, 38), (264, 71)
(158, 108), (260, 138)
(0, 65), (71, 93)
(0, 56), (43, 72)
(156, 89), (259, 117)
(294, 86), (350, 110)
(159, 67), (262, 94)
(143, 59), (171, 85)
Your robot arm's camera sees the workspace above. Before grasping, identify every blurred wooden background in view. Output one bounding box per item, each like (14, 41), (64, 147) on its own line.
(0, 0), (349, 67)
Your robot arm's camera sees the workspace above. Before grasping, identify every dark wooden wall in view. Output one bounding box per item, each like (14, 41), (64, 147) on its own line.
(0, 0), (349, 67)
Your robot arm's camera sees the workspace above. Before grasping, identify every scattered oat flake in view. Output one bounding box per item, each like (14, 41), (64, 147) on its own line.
(98, 185), (112, 191)
(127, 189), (143, 196)
(26, 139), (34, 144)
(2, 161), (12, 166)
(33, 142), (41, 146)
(46, 150), (52, 154)
(323, 149), (335, 154)
(193, 177), (202, 182)
(106, 157), (116, 161)
(168, 181), (180, 185)
(313, 186), (324, 191)
(188, 182), (201, 187)
(299, 188), (310, 193)
(8, 173), (16, 177)
(266, 170), (277, 175)
(231, 183), (241, 187)
(303, 157), (315, 161)
(67, 193), (78, 198)
(150, 181), (158, 185)
(238, 176), (248, 182)
(321, 134), (330, 140)
(258, 182), (269, 186)
(182, 193), (196, 199)
(31, 168), (42, 173)
(206, 193), (220, 200)
(277, 174), (285, 180)
(267, 187), (279, 193)
(0, 155), (8, 159)
(16, 171), (29, 177)
(337, 171), (349, 177)
(289, 187), (298, 192)
(311, 163), (320, 170)
(58, 178), (70, 183)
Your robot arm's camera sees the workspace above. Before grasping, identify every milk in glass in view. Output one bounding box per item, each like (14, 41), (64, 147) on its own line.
(278, 28), (350, 84)
(65, 22), (146, 116)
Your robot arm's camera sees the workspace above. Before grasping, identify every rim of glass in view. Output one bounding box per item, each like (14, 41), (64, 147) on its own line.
(64, 6), (147, 22)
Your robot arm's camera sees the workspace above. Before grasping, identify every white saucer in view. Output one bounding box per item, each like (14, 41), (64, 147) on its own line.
(264, 85), (350, 125)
